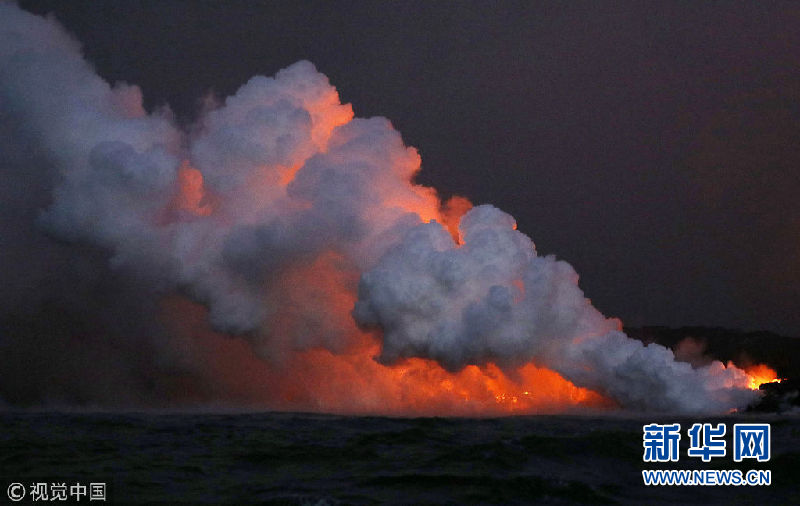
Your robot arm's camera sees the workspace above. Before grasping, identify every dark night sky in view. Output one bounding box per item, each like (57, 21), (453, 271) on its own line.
(18, 0), (800, 335)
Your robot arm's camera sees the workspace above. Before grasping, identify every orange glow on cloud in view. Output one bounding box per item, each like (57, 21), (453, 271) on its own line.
(173, 161), (213, 216)
(149, 74), (615, 416)
(306, 88), (354, 151)
(152, 93), (611, 416)
(278, 163), (303, 186)
(440, 195), (473, 244)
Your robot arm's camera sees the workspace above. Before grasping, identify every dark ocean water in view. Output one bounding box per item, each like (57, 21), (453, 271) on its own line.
(1, 412), (798, 504)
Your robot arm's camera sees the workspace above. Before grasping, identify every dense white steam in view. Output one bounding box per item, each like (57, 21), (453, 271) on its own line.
(354, 205), (756, 412)
(0, 3), (757, 413)
(0, 3), (434, 350)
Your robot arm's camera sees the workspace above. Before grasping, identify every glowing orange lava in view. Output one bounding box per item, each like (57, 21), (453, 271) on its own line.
(160, 295), (614, 416)
(290, 345), (615, 416)
(744, 363), (783, 390)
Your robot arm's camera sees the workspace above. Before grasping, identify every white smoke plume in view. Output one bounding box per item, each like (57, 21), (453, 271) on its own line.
(0, 3), (757, 413)
(354, 205), (756, 412)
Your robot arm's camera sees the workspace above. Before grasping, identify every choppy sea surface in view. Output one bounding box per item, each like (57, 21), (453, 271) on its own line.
(1, 412), (798, 504)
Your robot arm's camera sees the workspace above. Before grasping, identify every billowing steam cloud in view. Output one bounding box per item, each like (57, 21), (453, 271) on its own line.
(354, 206), (755, 412)
(0, 3), (757, 413)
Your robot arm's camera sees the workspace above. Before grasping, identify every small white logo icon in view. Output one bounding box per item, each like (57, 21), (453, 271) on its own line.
(7, 482), (25, 502)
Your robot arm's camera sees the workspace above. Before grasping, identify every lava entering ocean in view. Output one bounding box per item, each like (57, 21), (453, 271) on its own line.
(0, 3), (773, 414)
(743, 364), (783, 391)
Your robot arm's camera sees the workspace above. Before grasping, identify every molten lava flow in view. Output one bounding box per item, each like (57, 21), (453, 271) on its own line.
(287, 345), (615, 416)
(161, 281), (614, 416)
(744, 363), (783, 390)
(163, 297), (614, 416)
